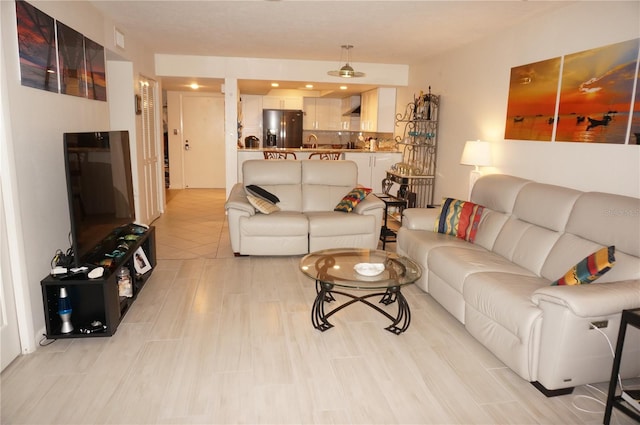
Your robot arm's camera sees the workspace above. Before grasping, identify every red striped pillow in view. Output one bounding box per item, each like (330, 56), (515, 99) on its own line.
(434, 198), (485, 243)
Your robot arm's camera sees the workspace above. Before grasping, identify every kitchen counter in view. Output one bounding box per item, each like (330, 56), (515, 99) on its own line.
(238, 147), (399, 153)
(236, 148), (403, 193)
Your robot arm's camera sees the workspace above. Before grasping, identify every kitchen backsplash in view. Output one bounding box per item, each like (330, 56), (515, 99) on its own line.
(302, 130), (394, 148)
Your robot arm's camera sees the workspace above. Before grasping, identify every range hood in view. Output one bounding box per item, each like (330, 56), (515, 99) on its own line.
(342, 105), (360, 116)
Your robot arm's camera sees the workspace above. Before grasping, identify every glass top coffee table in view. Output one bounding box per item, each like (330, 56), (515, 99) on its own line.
(299, 248), (422, 335)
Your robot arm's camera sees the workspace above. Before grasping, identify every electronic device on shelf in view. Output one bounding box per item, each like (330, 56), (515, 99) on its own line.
(62, 131), (136, 268)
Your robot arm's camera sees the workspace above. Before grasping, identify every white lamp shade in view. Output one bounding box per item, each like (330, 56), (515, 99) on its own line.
(460, 140), (492, 167)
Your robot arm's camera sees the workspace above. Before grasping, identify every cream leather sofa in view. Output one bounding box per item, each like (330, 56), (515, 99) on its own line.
(397, 174), (640, 395)
(225, 159), (384, 256)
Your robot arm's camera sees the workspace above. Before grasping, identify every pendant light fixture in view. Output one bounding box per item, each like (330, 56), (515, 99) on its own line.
(328, 45), (365, 78)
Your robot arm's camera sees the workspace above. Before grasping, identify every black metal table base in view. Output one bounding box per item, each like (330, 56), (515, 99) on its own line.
(312, 280), (411, 335)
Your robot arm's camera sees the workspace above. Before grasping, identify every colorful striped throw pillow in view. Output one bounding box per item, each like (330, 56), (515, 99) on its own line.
(434, 198), (485, 243)
(551, 245), (616, 286)
(334, 187), (372, 213)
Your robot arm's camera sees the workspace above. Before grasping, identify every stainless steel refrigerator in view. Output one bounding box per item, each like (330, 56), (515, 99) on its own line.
(263, 109), (303, 148)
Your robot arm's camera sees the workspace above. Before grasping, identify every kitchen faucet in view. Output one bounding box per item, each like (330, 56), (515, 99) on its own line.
(306, 134), (318, 148)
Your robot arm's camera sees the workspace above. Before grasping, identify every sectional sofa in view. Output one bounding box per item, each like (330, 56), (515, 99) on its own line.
(225, 159), (384, 256)
(397, 174), (640, 395)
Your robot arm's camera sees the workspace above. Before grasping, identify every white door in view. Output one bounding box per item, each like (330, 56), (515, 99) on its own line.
(1, 184), (21, 370)
(139, 78), (161, 223)
(182, 95), (226, 188)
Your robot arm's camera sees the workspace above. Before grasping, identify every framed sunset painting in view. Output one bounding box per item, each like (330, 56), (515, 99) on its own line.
(504, 57), (562, 142)
(556, 38), (640, 144)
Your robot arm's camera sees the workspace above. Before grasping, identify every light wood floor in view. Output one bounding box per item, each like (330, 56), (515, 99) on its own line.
(2, 189), (637, 424)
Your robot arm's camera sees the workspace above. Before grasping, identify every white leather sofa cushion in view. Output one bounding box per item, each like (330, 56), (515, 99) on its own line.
(464, 272), (548, 381)
(397, 226), (485, 292)
(565, 192), (640, 257)
(512, 183), (582, 232)
(307, 211), (377, 252)
(301, 160), (357, 212)
(492, 182), (582, 274)
(239, 212), (309, 255)
(541, 233), (640, 283)
(306, 211), (375, 236)
(472, 209), (510, 252)
(471, 174), (530, 213)
(243, 160), (303, 211)
(429, 246), (538, 295)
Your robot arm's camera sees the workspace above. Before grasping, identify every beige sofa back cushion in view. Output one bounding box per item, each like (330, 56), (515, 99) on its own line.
(301, 160), (358, 212)
(492, 183), (581, 275)
(565, 192), (640, 257)
(243, 160), (302, 211)
(540, 191), (640, 283)
(471, 174), (530, 213)
(471, 174), (530, 252)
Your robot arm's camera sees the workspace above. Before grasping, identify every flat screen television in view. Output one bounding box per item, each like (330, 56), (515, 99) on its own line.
(63, 131), (136, 267)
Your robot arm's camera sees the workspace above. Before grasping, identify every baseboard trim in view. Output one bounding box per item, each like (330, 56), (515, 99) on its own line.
(531, 381), (574, 397)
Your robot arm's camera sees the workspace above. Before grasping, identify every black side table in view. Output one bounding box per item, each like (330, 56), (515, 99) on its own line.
(604, 308), (640, 425)
(376, 193), (407, 249)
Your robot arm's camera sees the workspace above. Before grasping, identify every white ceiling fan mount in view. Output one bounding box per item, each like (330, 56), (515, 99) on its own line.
(328, 45), (365, 78)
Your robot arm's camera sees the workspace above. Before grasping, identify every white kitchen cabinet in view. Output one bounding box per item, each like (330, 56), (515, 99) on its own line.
(303, 98), (341, 130)
(360, 88), (396, 133)
(341, 96), (360, 130)
(241, 95), (263, 142)
(262, 96), (303, 110)
(344, 152), (402, 193)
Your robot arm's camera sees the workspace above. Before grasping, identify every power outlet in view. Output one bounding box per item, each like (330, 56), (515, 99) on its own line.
(590, 320), (609, 329)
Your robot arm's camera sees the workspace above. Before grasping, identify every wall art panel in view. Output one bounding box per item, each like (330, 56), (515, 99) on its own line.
(557, 38), (639, 144)
(16, 1), (58, 93)
(504, 57), (561, 142)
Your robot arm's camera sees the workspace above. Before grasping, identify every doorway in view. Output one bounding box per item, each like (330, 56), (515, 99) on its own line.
(1, 183), (21, 370)
(181, 95), (226, 188)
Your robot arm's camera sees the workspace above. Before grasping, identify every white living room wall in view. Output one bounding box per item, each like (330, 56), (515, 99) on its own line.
(1, 0), (156, 351)
(400, 1), (640, 201)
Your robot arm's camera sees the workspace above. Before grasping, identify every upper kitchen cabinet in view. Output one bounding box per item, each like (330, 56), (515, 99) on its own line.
(262, 95), (303, 110)
(360, 88), (396, 133)
(341, 96), (361, 130)
(303, 98), (342, 131)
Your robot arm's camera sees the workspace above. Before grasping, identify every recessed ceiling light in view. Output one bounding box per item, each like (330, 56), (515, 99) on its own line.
(340, 86), (348, 90)
(190, 83), (199, 89)
(305, 84), (313, 89)
(271, 82), (279, 87)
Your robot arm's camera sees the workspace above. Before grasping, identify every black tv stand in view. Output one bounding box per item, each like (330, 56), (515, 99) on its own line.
(40, 225), (156, 338)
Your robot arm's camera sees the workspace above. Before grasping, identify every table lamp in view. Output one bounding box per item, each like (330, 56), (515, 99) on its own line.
(460, 140), (491, 199)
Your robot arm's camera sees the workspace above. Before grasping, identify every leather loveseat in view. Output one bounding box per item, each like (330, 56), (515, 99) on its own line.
(397, 174), (640, 395)
(225, 159), (384, 256)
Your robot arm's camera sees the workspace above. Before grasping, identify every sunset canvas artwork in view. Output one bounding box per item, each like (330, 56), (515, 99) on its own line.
(504, 57), (561, 141)
(16, 1), (58, 93)
(505, 38), (639, 144)
(57, 21), (87, 98)
(84, 37), (107, 101)
(557, 38), (639, 144)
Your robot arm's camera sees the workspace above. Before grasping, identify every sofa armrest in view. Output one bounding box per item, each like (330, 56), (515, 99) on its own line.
(531, 279), (640, 318)
(354, 194), (385, 214)
(225, 183), (256, 253)
(401, 207), (440, 231)
(225, 183), (255, 215)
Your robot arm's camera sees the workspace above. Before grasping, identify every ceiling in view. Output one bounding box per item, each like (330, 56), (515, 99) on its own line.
(90, 0), (572, 97)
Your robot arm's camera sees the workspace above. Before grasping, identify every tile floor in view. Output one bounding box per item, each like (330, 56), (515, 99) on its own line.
(1, 189), (638, 424)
